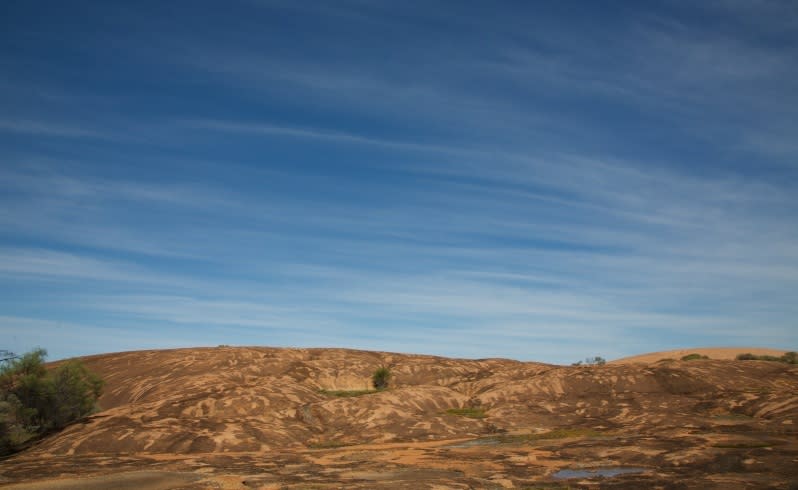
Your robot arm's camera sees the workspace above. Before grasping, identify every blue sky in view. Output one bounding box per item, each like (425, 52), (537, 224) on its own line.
(1, 1), (796, 364)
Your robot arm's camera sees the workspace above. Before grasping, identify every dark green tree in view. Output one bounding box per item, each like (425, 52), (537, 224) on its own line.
(0, 348), (103, 455)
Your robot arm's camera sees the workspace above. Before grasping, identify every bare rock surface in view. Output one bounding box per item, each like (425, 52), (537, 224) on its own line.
(611, 347), (790, 364)
(1, 346), (797, 489)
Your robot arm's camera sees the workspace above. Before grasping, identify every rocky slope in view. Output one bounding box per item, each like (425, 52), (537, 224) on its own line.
(1, 346), (797, 489)
(611, 347), (790, 364)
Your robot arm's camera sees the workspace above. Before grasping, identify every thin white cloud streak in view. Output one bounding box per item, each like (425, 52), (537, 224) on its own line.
(2, 3), (796, 362)
(0, 119), (103, 138)
(0, 248), (202, 291)
(0, 117), (151, 145)
(173, 5), (798, 166)
(181, 119), (463, 155)
(0, 166), (234, 210)
(3, 238), (795, 362)
(7, 141), (798, 263)
(0, 316), (193, 360)
(5, 1), (796, 167)
(4, 147), (796, 299)
(12, 247), (790, 333)
(174, 45), (595, 148)
(31, 263), (792, 363)
(81, 295), (340, 331)
(177, 118), (796, 225)
(169, 119), (797, 282)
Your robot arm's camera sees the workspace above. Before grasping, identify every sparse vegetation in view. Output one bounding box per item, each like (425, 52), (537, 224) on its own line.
(445, 407), (487, 419)
(318, 365), (393, 396)
(0, 348), (103, 456)
(571, 356), (606, 367)
(372, 365), (391, 390)
(681, 353), (710, 361)
(736, 352), (797, 364)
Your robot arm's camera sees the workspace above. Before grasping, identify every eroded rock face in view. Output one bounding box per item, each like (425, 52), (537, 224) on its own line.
(2, 347), (797, 489)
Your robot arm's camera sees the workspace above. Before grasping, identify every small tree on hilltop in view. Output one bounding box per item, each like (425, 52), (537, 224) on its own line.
(572, 356), (606, 367)
(372, 366), (391, 390)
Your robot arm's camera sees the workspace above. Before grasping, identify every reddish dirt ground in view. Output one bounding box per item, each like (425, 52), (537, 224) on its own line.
(1, 346), (797, 489)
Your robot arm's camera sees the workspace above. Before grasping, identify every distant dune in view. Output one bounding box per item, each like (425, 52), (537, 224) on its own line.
(611, 347), (791, 364)
(1, 346), (796, 489)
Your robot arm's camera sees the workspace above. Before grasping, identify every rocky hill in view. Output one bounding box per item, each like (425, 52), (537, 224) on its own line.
(610, 347), (789, 364)
(1, 347), (796, 489)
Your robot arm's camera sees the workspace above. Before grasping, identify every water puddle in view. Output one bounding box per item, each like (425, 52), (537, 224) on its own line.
(553, 467), (647, 479)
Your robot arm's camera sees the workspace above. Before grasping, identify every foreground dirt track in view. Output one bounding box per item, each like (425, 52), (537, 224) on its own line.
(1, 347), (797, 489)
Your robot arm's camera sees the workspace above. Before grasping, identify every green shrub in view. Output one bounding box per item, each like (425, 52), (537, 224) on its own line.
(47, 360), (104, 429)
(372, 366), (391, 390)
(736, 352), (797, 364)
(681, 353), (709, 361)
(0, 349), (103, 456)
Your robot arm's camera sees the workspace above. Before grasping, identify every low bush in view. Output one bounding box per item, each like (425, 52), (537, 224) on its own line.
(372, 366), (391, 390)
(681, 353), (709, 361)
(736, 352), (797, 364)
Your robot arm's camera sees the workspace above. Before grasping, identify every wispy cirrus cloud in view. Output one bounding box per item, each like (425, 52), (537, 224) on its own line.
(1, 1), (795, 362)
(0, 119), (105, 138)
